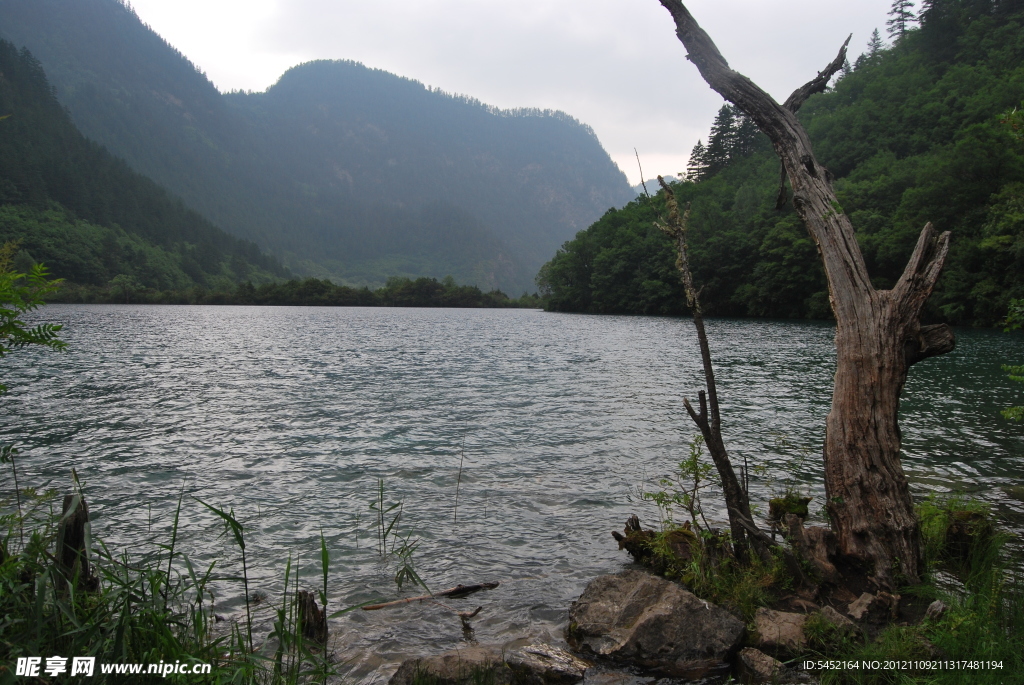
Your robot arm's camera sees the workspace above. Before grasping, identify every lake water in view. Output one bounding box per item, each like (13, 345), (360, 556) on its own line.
(2, 305), (1022, 679)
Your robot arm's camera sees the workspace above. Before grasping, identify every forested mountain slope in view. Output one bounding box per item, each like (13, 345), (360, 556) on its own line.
(0, 40), (285, 290)
(0, 0), (633, 293)
(538, 0), (1024, 326)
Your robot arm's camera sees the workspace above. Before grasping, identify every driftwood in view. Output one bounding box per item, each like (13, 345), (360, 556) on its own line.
(361, 582), (500, 611)
(656, 0), (954, 588)
(296, 590), (328, 644)
(55, 494), (98, 592)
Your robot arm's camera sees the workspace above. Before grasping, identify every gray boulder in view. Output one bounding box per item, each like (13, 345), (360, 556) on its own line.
(752, 608), (808, 655)
(819, 605), (858, 635)
(506, 644), (589, 685)
(389, 645), (507, 685)
(925, 600), (948, 622)
(388, 644), (588, 685)
(736, 647), (785, 683)
(566, 569), (744, 678)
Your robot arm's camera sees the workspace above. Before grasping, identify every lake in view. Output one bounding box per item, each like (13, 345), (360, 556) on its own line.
(1, 305), (1022, 679)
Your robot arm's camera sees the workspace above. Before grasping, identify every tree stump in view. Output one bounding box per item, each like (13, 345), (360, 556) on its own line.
(296, 590), (328, 644)
(55, 494), (98, 592)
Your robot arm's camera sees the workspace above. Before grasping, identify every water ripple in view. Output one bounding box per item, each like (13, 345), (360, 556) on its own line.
(0, 305), (1022, 680)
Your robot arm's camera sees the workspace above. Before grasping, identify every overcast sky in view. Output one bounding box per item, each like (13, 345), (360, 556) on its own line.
(128, 0), (895, 184)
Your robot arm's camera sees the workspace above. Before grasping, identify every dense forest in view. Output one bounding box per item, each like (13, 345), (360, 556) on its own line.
(538, 0), (1024, 327)
(0, 0), (633, 294)
(57, 275), (540, 309)
(0, 40), (286, 291)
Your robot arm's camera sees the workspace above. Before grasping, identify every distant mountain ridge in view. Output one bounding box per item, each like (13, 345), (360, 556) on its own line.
(0, 0), (633, 293)
(0, 39), (286, 291)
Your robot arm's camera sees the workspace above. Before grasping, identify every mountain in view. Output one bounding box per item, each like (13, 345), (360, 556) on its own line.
(0, 39), (285, 291)
(0, 0), (634, 294)
(537, 0), (1024, 326)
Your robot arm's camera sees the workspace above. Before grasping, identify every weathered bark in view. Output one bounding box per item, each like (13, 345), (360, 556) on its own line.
(56, 494), (98, 592)
(656, 181), (808, 585)
(655, 181), (759, 558)
(296, 590), (328, 644)
(361, 581), (500, 610)
(656, 1), (954, 588)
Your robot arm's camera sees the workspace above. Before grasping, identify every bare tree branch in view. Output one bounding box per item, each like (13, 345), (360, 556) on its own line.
(655, 0), (955, 588)
(782, 35), (851, 113)
(773, 35), (851, 207)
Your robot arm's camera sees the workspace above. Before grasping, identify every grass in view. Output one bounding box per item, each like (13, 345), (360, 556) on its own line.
(639, 447), (1024, 684)
(812, 495), (1024, 685)
(664, 531), (791, 621)
(0, 478), (356, 684)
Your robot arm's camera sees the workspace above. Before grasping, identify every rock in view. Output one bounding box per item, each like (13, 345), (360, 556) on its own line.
(505, 644), (588, 685)
(846, 592), (900, 623)
(752, 608), (807, 655)
(737, 647), (784, 683)
(925, 600), (948, 622)
(819, 605), (857, 634)
(389, 644), (587, 685)
(389, 645), (509, 685)
(847, 593), (873, 620)
(567, 569), (744, 678)
(737, 648), (818, 684)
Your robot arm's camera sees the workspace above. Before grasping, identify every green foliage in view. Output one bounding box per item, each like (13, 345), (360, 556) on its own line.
(369, 478), (403, 557)
(888, 0), (919, 40)
(917, 493), (991, 567)
(50, 274), (540, 309)
(0, 241), (65, 393)
(393, 533), (429, 594)
(687, 105), (761, 182)
(816, 496), (1024, 684)
(539, 0), (1024, 325)
(637, 434), (790, 620)
(684, 542), (790, 621)
(642, 435), (712, 531)
(1, 478), (355, 683)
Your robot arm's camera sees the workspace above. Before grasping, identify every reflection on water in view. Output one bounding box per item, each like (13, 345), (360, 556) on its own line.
(1, 305), (1021, 679)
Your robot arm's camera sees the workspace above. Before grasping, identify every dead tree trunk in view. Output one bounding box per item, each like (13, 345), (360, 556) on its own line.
(56, 494), (98, 592)
(655, 181), (759, 559)
(657, 0), (955, 589)
(296, 590), (328, 644)
(656, 179), (809, 585)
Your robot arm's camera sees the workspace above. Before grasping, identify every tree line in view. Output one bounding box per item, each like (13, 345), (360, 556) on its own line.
(539, 0), (1024, 327)
(53, 275), (542, 309)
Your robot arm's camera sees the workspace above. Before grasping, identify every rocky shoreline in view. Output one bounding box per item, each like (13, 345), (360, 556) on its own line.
(384, 514), (959, 685)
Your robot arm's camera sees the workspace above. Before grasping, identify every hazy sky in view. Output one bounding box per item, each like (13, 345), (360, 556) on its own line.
(128, 0), (895, 183)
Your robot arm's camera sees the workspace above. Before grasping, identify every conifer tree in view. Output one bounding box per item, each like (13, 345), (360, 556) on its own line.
(887, 0), (916, 39)
(686, 139), (707, 182)
(868, 28), (885, 55)
(703, 105), (736, 177)
(838, 57), (852, 79)
(730, 110), (760, 159)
